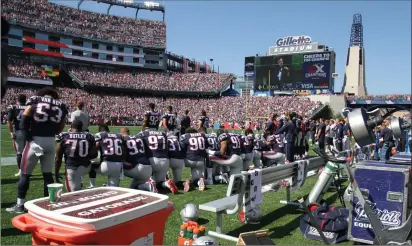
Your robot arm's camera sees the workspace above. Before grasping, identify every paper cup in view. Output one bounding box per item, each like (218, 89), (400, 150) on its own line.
(47, 183), (63, 203)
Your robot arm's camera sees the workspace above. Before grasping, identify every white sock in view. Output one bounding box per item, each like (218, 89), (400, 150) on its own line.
(162, 181), (168, 188)
(17, 198), (25, 206)
(214, 175), (221, 181)
(89, 178), (96, 186)
(207, 168), (213, 180)
(138, 183), (150, 191)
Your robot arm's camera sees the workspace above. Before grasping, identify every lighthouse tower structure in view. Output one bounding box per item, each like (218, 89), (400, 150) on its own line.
(342, 14), (367, 96)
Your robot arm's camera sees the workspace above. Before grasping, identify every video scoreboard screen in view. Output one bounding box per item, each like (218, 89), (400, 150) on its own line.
(244, 52), (335, 92)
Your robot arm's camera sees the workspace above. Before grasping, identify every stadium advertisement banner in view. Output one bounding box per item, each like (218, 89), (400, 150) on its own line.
(347, 100), (412, 105)
(245, 52), (333, 92)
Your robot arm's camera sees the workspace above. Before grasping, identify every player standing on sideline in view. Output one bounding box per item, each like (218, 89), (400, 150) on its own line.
(7, 88), (68, 213)
(198, 110), (209, 133)
(162, 106), (177, 134)
(54, 120), (97, 192)
(143, 103), (161, 131)
(138, 129), (178, 194)
(70, 102), (89, 131)
(121, 127), (156, 192)
(93, 124), (125, 187)
(6, 94), (27, 177)
(180, 128), (209, 192)
(179, 110), (191, 138)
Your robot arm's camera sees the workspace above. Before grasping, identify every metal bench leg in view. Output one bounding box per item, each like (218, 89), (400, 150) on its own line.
(208, 212), (238, 242)
(280, 185), (301, 207)
(216, 212), (223, 233)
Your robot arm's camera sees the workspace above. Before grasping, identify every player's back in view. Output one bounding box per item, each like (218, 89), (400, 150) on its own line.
(241, 134), (254, 154)
(145, 111), (161, 130)
(58, 132), (95, 167)
(205, 133), (219, 151)
(267, 134), (284, 152)
(198, 115), (209, 129)
(95, 132), (124, 162)
(162, 113), (176, 130)
(218, 132), (242, 155)
(168, 136), (185, 159)
(7, 104), (26, 131)
(123, 134), (148, 165)
(181, 132), (208, 161)
(138, 130), (168, 158)
(27, 96), (68, 137)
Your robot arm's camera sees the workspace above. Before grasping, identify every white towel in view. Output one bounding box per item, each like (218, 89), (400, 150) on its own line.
(249, 168), (262, 208)
(289, 160), (309, 192)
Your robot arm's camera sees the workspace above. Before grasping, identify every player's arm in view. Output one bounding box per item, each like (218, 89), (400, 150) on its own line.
(142, 112), (150, 129)
(217, 133), (228, 156)
(94, 133), (102, 155)
(54, 134), (65, 181)
(58, 105), (68, 134)
(88, 135), (98, 159)
(274, 121), (289, 135)
(20, 104), (34, 142)
(197, 117), (203, 129)
(6, 106), (15, 139)
(161, 115), (168, 131)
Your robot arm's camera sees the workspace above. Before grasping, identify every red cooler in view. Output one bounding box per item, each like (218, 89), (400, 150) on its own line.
(12, 187), (173, 245)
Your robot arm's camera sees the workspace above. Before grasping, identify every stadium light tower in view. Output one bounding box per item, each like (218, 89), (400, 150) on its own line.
(342, 13), (367, 96)
(349, 13), (363, 48)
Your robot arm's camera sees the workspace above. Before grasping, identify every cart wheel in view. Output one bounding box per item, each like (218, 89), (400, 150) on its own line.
(238, 211), (246, 223)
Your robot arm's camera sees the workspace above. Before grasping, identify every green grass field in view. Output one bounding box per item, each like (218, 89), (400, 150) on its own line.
(0, 125), (351, 245)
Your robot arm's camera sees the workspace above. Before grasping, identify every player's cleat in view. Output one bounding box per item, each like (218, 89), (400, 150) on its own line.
(197, 178), (205, 191)
(166, 179), (178, 194)
(183, 179), (191, 193)
(87, 185), (95, 189)
(14, 170), (21, 177)
(147, 178), (158, 193)
(220, 173), (229, 184)
(205, 178), (214, 185)
(6, 204), (24, 214)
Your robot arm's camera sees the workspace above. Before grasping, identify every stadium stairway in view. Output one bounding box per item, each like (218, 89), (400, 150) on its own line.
(59, 66), (84, 89)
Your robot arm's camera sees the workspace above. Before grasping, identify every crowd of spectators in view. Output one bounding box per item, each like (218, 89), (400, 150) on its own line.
(69, 65), (232, 92)
(347, 94), (411, 101)
(2, 0), (166, 47)
(8, 56), (51, 81)
(1, 86), (321, 123)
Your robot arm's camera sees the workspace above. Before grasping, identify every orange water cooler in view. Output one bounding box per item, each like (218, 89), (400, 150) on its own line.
(12, 187), (174, 245)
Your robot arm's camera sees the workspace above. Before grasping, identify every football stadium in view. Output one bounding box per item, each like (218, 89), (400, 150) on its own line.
(1, 0), (411, 245)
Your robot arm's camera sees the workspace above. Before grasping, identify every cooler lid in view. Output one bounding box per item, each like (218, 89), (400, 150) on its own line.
(24, 187), (169, 231)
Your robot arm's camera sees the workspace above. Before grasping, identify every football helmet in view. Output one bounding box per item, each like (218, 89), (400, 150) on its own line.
(180, 203), (199, 223)
(192, 236), (219, 245)
(245, 207), (262, 224)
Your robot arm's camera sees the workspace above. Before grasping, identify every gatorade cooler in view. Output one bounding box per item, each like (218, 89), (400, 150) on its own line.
(12, 187), (173, 245)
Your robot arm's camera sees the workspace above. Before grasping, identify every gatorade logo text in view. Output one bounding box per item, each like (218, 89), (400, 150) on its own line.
(77, 196), (149, 216)
(64, 194), (160, 219)
(47, 191), (119, 209)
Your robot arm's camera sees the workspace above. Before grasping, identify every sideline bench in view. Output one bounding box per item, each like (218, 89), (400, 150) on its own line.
(199, 157), (326, 242)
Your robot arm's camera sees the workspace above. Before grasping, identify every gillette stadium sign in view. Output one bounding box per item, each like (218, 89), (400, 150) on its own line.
(269, 35), (320, 55)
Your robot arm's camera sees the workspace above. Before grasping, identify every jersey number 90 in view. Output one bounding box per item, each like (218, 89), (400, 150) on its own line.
(189, 137), (206, 151)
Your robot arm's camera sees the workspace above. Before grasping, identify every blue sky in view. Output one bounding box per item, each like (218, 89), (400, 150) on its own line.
(56, 0), (411, 95)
